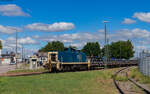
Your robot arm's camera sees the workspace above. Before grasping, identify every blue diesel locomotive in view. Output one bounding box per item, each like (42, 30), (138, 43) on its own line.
(47, 48), (90, 71)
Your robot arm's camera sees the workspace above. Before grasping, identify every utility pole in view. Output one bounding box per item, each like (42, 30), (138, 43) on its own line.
(23, 47), (26, 63)
(107, 38), (109, 62)
(104, 23), (107, 68)
(103, 20), (110, 68)
(16, 31), (18, 68)
(104, 24), (107, 62)
(120, 42), (121, 60)
(22, 44), (24, 63)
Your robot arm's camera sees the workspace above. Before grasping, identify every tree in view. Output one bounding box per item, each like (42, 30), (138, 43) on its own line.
(110, 40), (134, 59)
(125, 40), (135, 59)
(68, 45), (77, 50)
(81, 42), (101, 57)
(0, 40), (2, 49)
(39, 41), (65, 52)
(101, 44), (111, 60)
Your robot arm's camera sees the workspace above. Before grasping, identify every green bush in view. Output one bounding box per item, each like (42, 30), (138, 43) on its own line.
(130, 67), (150, 84)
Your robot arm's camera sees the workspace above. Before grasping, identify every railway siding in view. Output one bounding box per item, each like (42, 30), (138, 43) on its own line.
(114, 67), (150, 94)
(128, 78), (150, 93)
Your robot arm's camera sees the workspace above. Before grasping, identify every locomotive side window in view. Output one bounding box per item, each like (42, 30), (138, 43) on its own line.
(51, 54), (56, 61)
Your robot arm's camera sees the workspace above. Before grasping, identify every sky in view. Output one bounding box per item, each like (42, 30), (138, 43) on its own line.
(0, 0), (150, 56)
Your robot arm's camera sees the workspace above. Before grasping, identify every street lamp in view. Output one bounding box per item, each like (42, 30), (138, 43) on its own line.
(103, 21), (109, 65)
(16, 31), (18, 68)
(22, 44), (24, 62)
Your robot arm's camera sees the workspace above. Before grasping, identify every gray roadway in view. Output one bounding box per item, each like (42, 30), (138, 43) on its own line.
(0, 64), (16, 74)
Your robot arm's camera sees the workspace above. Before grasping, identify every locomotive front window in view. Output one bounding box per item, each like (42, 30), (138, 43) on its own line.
(51, 54), (57, 61)
(32, 59), (37, 62)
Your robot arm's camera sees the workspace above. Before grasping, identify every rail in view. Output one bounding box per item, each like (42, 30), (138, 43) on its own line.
(113, 67), (150, 94)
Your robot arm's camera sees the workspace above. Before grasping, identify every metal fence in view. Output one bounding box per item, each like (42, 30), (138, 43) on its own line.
(139, 51), (150, 77)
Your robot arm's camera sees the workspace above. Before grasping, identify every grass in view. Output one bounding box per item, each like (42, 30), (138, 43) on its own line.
(7, 68), (47, 73)
(113, 69), (128, 82)
(115, 75), (128, 81)
(115, 67), (150, 83)
(0, 69), (118, 94)
(129, 67), (150, 84)
(17, 63), (30, 70)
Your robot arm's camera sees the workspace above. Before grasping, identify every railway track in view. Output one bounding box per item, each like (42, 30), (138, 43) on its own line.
(0, 61), (137, 77)
(113, 67), (150, 94)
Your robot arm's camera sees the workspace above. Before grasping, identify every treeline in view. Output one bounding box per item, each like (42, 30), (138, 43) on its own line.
(39, 40), (134, 59)
(0, 40), (2, 49)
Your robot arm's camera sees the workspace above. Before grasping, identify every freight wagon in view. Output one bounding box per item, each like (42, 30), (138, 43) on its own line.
(45, 48), (90, 72)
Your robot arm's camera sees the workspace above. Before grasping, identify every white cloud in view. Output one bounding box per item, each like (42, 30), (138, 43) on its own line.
(133, 12), (150, 23)
(35, 28), (150, 50)
(35, 31), (104, 48)
(98, 29), (104, 33)
(102, 21), (110, 23)
(39, 32), (103, 44)
(132, 28), (150, 38)
(2, 37), (39, 56)
(113, 28), (150, 40)
(25, 22), (75, 32)
(0, 25), (21, 34)
(71, 42), (87, 48)
(135, 46), (147, 51)
(32, 35), (40, 39)
(6, 37), (39, 45)
(2, 27), (149, 55)
(122, 18), (136, 24)
(19, 37), (38, 44)
(0, 4), (30, 16)
(2, 38), (22, 51)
